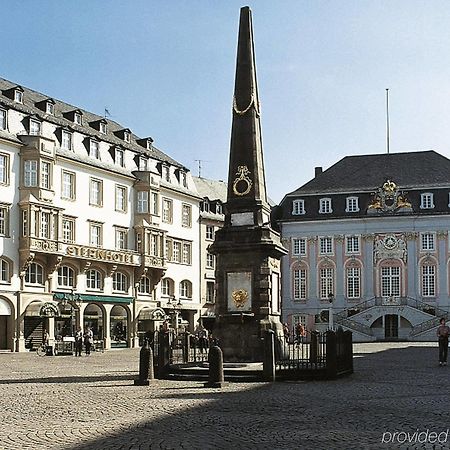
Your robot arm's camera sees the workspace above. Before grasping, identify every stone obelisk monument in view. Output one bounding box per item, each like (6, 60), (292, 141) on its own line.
(210, 6), (287, 362)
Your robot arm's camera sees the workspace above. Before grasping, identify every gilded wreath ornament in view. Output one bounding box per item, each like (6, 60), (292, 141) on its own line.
(232, 165), (253, 196)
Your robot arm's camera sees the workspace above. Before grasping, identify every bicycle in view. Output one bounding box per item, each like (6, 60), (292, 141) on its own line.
(36, 343), (47, 357)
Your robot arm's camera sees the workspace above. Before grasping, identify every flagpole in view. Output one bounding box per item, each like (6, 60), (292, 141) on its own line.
(386, 88), (390, 154)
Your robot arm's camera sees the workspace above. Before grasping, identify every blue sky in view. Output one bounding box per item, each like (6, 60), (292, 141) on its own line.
(2, 0), (450, 201)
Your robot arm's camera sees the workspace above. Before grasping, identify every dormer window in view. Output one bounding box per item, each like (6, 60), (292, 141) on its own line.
(115, 148), (124, 167)
(46, 101), (54, 115)
(216, 203), (223, 214)
(61, 130), (72, 150)
(99, 122), (107, 134)
(319, 198), (332, 214)
(136, 137), (153, 150)
(292, 199), (305, 215)
(181, 172), (187, 187)
(163, 165), (170, 182)
(0, 108), (6, 130)
(90, 140), (100, 159)
(346, 196), (359, 213)
(124, 131), (131, 143)
(29, 119), (41, 136)
(203, 200), (210, 212)
(420, 193), (434, 209)
(74, 112), (82, 125)
(14, 89), (23, 103)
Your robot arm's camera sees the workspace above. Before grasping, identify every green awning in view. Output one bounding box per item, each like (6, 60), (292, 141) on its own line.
(53, 292), (132, 304)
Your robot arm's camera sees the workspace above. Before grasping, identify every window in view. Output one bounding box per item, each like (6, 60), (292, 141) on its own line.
(0, 108), (6, 130)
(124, 131), (131, 143)
(151, 192), (159, 215)
(319, 267), (334, 299)
(89, 222), (102, 247)
(22, 210), (28, 237)
(292, 238), (307, 256)
(182, 243), (192, 265)
(206, 252), (215, 269)
(206, 281), (215, 303)
(99, 122), (107, 134)
(90, 140), (100, 159)
(203, 201), (210, 213)
(58, 266), (75, 288)
(30, 120), (41, 136)
(89, 179), (103, 206)
(138, 276), (151, 294)
(381, 266), (400, 298)
(319, 198), (332, 214)
(61, 170), (75, 200)
(422, 265), (436, 297)
(46, 102), (54, 115)
(421, 233), (435, 251)
(293, 268), (307, 300)
(161, 278), (173, 296)
(319, 237), (333, 255)
(41, 161), (51, 189)
(181, 172), (187, 187)
(24, 160), (38, 187)
(62, 217), (75, 243)
(346, 266), (361, 299)
(149, 233), (159, 256)
(206, 226), (215, 240)
(163, 165), (170, 182)
(74, 112), (82, 125)
(137, 191), (149, 213)
(182, 204), (192, 227)
(115, 228), (127, 250)
(86, 269), (102, 290)
(0, 205), (9, 236)
(173, 241), (181, 263)
(115, 148), (124, 167)
(346, 236), (360, 254)
(0, 153), (8, 185)
(0, 258), (10, 282)
(420, 193), (434, 209)
(14, 90), (23, 103)
(39, 212), (51, 239)
(179, 280), (192, 299)
(113, 272), (128, 292)
(61, 130), (72, 150)
(138, 157), (148, 171)
(162, 198), (173, 223)
(25, 263), (43, 284)
(346, 196), (359, 213)
(115, 185), (127, 212)
(216, 203), (223, 214)
(292, 199), (305, 215)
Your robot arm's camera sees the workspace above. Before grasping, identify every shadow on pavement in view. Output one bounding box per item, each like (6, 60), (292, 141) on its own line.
(0, 374), (134, 385)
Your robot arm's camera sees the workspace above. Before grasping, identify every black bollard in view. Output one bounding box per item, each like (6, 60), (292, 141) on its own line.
(204, 345), (224, 388)
(134, 339), (154, 386)
(263, 330), (276, 382)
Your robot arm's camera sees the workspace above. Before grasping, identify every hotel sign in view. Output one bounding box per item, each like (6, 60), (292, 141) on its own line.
(66, 245), (139, 265)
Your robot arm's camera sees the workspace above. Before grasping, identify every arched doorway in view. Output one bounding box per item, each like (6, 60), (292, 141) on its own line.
(83, 304), (104, 340)
(110, 305), (128, 348)
(0, 298), (12, 350)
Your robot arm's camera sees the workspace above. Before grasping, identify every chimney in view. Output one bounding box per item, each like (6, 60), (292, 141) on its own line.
(315, 166), (322, 177)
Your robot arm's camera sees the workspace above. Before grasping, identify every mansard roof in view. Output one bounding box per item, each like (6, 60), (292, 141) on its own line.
(0, 76), (185, 169)
(287, 151), (450, 196)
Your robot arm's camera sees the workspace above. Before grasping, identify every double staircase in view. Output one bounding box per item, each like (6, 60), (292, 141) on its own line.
(334, 296), (450, 339)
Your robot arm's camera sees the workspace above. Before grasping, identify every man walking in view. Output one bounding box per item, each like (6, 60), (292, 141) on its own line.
(437, 318), (449, 366)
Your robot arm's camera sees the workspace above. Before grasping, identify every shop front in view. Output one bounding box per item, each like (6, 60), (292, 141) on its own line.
(137, 307), (165, 346)
(0, 297), (13, 350)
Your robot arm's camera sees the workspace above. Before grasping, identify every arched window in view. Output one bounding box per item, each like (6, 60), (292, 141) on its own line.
(161, 278), (174, 296)
(0, 258), (10, 282)
(25, 263), (43, 284)
(58, 265), (75, 288)
(113, 272), (128, 292)
(179, 280), (192, 299)
(86, 269), (102, 290)
(138, 276), (151, 295)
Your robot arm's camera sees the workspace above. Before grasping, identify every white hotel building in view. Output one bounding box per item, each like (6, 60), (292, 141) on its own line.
(0, 77), (203, 352)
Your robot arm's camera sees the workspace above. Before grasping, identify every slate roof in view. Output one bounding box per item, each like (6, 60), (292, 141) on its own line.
(287, 151), (450, 196)
(193, 177), (227, 202)
(0, 77), (185, 169)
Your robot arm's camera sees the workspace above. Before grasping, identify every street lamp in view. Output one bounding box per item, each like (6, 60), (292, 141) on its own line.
(167, 295), (182, 336)
(328, 293), (335, 331)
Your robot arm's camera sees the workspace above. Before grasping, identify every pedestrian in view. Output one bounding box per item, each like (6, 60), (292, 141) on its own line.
(283, 323), (290, 343)
(295, 323), (305, 345)
(195, 323), (208, 353)
(42, 329), (49, 347)
(84, 327), (93, 355)
(74, 327), (83, 357)
(437, 317), (449, 366)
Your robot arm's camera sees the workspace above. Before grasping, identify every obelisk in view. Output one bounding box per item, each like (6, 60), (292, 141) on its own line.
(210, 6), (287, 362)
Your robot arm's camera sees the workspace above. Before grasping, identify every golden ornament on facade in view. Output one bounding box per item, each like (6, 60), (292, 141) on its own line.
(231, 289), (249, 308)
(232, 165), (253, 196)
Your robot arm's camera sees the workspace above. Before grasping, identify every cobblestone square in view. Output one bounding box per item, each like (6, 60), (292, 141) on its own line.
(0, 342), (448, 450)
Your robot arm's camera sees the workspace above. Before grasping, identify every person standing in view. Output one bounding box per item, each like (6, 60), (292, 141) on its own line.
(84, 327), (93, 356)
(74, 327), (83, 357)
(437, 318), (449, 366)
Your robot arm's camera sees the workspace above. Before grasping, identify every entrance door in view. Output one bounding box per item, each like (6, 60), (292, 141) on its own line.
(385, 314), (398, 339)
(0, 316), (7, 349)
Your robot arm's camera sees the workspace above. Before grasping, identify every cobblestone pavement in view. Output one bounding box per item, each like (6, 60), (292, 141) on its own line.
(0, 342), (449, 450)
